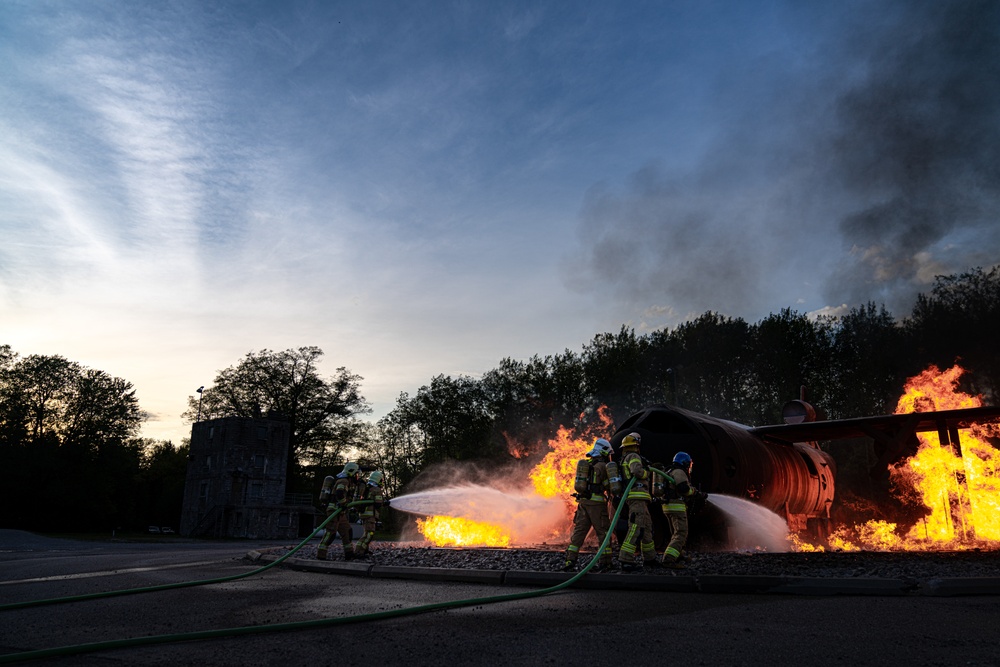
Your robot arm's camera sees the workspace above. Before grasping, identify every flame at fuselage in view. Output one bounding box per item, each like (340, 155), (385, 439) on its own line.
(796, 364), (1000, 551)
(890, 365), (1000, 545)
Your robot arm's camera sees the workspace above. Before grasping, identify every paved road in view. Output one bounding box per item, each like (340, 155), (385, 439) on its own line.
(1, 530), (998, 666)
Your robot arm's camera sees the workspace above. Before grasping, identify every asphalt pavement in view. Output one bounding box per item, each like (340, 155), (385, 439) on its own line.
(1, 530), (998, 666)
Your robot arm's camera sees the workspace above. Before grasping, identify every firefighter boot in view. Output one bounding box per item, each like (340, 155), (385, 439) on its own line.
(661, 555), (686, 569)
(561, 558), (577, 572)
(343, 546), (355, 561)
(316, 546), (328, 560)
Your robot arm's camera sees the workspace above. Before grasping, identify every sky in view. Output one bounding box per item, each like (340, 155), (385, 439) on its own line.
(2, 0), (998, 444)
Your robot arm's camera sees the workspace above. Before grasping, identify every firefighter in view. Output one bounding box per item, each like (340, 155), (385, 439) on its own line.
(316, 462), (362, 560)
(616, 432), (658, 571)
(352, 470), (388, 559)
(562, 438), (614, 572)
(660, 451), (704, 569)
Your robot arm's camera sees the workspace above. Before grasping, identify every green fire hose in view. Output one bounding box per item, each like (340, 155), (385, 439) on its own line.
(0, 480), (636, 664)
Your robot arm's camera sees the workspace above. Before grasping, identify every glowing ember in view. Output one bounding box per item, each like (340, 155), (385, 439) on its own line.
(416, 516), (511, 547)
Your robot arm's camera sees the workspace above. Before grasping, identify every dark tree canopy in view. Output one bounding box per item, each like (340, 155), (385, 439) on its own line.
(185, 347), (370, 490)
(0, 347), (146, 530)
(907, 267), (1000, 400)
(6, 267), (998, 532)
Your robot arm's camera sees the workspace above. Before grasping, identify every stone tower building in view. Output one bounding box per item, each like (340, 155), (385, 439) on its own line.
(179, 416), (315, 539)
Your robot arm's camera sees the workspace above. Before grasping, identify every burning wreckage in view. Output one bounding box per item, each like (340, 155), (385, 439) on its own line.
(390, 365), (1000, 555)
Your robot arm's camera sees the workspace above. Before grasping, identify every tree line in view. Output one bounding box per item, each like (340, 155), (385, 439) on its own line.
(2, 267), (998, 532)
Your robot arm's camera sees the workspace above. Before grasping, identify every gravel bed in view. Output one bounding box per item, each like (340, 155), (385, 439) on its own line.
(266, 542), (1000, 580)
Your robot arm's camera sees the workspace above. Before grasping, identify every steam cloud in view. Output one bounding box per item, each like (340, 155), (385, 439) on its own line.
(566, 0), (1000, 321)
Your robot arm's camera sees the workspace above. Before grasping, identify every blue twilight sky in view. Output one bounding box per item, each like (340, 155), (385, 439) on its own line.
(2, 1), (998, 443)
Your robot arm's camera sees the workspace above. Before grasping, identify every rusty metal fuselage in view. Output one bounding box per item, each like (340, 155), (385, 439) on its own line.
(611, 404), (836, 541)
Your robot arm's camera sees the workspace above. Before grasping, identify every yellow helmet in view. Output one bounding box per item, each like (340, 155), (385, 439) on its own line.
(621, 432), (641, 449)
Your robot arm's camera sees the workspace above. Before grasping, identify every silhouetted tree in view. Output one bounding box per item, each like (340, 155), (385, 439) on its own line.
(907, 267), (1000, 401)
(186, 347), (370, 492)
(397, 374), (497, 464)
(581, 326), (651, 423)
(668, 312), (755, 420)
(748, 309), (833, 424)
(137, 440), (190, 531)
(827, 302), (908, 418)
(0, 349), (144, 530)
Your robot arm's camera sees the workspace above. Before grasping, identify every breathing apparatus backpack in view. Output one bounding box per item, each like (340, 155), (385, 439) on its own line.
(606, 460), (623, 496)
(573, 459), (592, 495)
(653, 464), (678, 496)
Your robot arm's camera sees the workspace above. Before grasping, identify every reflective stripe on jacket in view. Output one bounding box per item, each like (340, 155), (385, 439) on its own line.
(663, 466), (695, 513)
(622, 452), (651, 501)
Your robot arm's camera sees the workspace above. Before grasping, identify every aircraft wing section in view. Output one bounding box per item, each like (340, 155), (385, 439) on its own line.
(749, 405), (1000, 445)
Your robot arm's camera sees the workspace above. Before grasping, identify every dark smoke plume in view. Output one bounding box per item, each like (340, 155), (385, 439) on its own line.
(825, 0), (1000, 310)
(566, 0), (1000, 322)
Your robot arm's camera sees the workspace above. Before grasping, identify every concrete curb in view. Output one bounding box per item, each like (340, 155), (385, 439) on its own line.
(250, 552), (1000, 596)
(769, 577), (912, 596)
(920, 577), (1000, 597)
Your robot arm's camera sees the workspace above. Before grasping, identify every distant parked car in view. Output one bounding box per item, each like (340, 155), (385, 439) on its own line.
(147, 526), (161, 534)
(160, 527), (175, 534)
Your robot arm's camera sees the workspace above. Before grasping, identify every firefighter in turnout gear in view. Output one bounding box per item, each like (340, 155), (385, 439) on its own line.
(616, 432), (658, 571)
(316, 462), (362, 560)
(352, 470), (387, 559)
(562, 438), (614, 572)
(660, 451), (702, 569)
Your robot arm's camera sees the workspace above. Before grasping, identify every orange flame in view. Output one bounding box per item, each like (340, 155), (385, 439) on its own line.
(415, 516), (511, 547)
(890, 365), (1000, 546)
(529, 406), (615, 498)
(415, 406), (615, 547)
(796, 364), (1000, 551)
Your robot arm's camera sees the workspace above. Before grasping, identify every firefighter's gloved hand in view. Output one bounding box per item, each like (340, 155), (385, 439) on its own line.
(383, 498), (391, 507)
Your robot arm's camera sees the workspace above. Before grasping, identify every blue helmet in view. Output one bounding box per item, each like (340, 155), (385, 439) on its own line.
(673, 451), (693, 471)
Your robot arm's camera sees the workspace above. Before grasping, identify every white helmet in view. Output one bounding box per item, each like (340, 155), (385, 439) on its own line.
(587, 438), (612, 458)
(367, 470), (383, 485)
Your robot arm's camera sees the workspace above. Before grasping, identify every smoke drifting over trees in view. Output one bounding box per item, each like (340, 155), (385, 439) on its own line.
(566, 0), (1000, 322)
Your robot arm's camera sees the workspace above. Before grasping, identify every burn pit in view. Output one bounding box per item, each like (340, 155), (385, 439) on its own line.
(387, 365), (1000, 555)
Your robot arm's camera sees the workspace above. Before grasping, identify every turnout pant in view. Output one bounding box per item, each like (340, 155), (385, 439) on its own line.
(353, 515), (378, 556)
(663, 510), (688, 561)
(565, 501), (612, 565)
(618, 499), (657, 564)
(318, 504), (353, 555)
